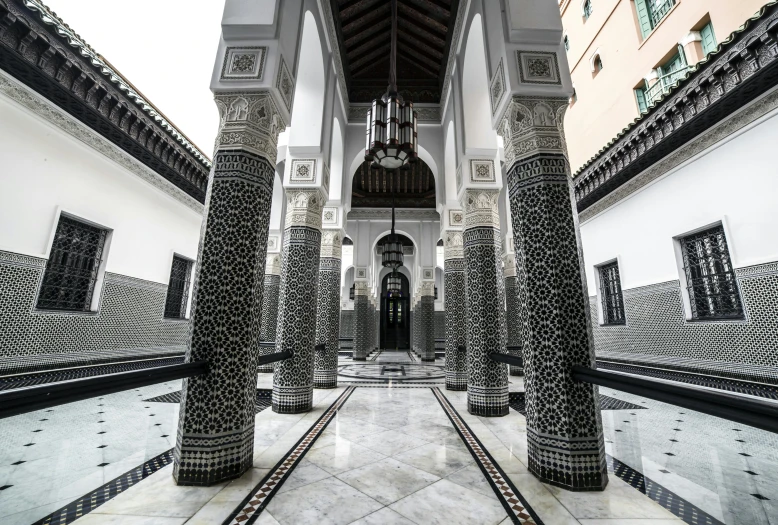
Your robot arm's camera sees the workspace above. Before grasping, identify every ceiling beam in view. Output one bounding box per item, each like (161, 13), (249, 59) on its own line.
(396, 44), (440, 77)
(351, 43), (391, 73)
(398, 18), (446, 50)
(340, 0), (384, 21)
(347, 31), (391, 61)
(344, 18), (392, 52)
(397, 1), (448, 35)
(402, 0), (451, 21)
(341, 4), (391, 36)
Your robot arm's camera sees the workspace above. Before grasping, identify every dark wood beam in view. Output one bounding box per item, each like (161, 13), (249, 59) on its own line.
(397, 24), (445, 59)
(341, 0), (384, 21)
(402, 0), (450, 21)
(397, 1), (448, 35)
(351, 43), (391, 72)
(344, 18), (392, 52)
(347, 32), (391, 61)
(397, 40), (441, 71)
(396, 44), (440, 77)
(342, 3), (390, 35)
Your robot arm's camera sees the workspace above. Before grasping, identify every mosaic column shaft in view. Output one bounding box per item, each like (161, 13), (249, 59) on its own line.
(314, 230), (342, 388)
(444, 230), (467, 390)
(272, 189), (325, 413)
(501, 96), (607, 491)
(175, 92), (284, 486)
(258, 253), (281, 373)
(504, 255), (523, 376)
(461, 190), (509, 417)
(419, 284), (435, 362)
(353, 282), (370, 360)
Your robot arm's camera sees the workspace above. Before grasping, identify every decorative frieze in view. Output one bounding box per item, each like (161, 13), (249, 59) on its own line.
(284, 189), (326, 230)
(497, 96), (568, 168)
(220, 47), (266, 81)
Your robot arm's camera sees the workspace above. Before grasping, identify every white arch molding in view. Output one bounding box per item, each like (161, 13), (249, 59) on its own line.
(444, 122), (457, 202)
(461, 14), (496, 152)
(288, 11), (326, 150)
(329, 117), (344, 202)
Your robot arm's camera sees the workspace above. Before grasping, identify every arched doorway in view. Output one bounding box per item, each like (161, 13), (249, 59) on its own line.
(380, 272), (410, 350)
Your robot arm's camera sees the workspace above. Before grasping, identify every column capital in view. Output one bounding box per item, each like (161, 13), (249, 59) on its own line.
(354, 281), (370, 296)
(503, 252), (516, 278)
(443, 230), (464, 260)
(265, 252), (282, 276)
(419, 281), (435, 296)
(459, 188), (501, 230)
(284, 188), (327, 230)
(496, 96), (569, 169)
(320, 229), (344, 259)
(214, 91), (287, 164)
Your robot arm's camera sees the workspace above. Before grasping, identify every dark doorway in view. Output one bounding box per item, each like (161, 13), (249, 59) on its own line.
(380, 272), (410, 350)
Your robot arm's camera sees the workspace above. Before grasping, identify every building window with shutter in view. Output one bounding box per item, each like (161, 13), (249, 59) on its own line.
(164, 255), (194, 319)
(700, 22), (717, 56)
(679, 225), (744, 321)
(643, 47), (690, 107)
(564, 35), (570, 51)
(634, 85), (648, 114)
(598, 261), (626, 325)
(37, 215), (109, 312)
(635, 0), (677, 39)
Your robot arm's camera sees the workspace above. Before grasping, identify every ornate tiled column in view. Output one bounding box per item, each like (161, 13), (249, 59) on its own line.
(503, 251), (523, 376)
(353, 279), (370, 360)
(419, 269), (436, 362)
(444, 229), (467, 390)
(174, 92), (284, 486)
(314, 229), (342, 388)
(258, 252), (281, 373)
(272, 187), (326, 413)
(500, 96), (607, 491)
(461, 187), (509, 417)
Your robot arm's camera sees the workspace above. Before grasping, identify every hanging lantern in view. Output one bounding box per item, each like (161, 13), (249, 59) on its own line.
(387, 273), (402, 295)
(382, 237), (403, 270)
(364, 0), (418, 170)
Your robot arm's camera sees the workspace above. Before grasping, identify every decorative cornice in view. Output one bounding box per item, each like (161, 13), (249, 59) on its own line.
(285, 188), (326, 230)
(579, 87), (778, 222)
(574, 2), (778, 213)
(0, 0), (211, 203)
(214, 91), (286, 164)
(0, 71), (203, 213)
(346, 208), (440, 221)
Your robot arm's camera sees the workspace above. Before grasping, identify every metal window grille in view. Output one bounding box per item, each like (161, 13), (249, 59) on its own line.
(598, 262), (625, 325)
(681, 226), (744, 320)
(583, 0), (593, 18)
(164, 255), (193, 319)
(36, 216), (107, 312)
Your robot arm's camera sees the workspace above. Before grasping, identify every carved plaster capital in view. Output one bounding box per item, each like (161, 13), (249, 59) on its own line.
(214, 91), (286, 164)
(285, 188), (326, 230)
(320, 229), (344, 259)
(265, 253), (282, 276)
(497, 96), (569, 168)
(460, 189), (500, 230)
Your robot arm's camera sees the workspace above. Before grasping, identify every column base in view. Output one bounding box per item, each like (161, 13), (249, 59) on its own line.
(446, 382), (467, 391)
(527, 429), (608, 491)
(314, 371), (337, 389)
(272, 386), (313, 414)
(467, 386), (509, 417)
(174, 427), (254, 486)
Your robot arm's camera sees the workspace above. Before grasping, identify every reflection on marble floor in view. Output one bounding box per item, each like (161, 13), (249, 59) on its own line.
(599, 386), (778, 525)
(0, 380), (183, 525)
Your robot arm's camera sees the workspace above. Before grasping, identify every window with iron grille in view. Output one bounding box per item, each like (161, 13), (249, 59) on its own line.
(598, 262), (626, 325)
(680, 226), (744, 320)
(36, 215), (108, 312)
(164, 255), (194, 319)
(583, 0), (593, 19)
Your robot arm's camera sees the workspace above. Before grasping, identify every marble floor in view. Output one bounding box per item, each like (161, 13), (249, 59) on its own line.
(1, 353), (774, 525)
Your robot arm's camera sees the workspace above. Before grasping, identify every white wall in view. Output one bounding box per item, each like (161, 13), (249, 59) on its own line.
(579, 108), (778, 293)
(0, 94), (203, 285)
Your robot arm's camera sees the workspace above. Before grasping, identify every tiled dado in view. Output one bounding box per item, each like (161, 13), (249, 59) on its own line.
(0, 250), (188, 369)
(589, 261), (778, 374)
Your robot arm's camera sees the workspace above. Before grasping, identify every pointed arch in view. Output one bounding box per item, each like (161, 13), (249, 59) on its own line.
(328, 117), (344, 202)
(461, 14), (495, 151)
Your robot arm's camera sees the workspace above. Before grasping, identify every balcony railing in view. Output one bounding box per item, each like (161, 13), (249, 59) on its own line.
(649, 0), (676, 27)
(644, 65), (691, 106)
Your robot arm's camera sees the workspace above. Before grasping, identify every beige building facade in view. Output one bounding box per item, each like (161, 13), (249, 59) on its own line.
(560, 0), (769, 172)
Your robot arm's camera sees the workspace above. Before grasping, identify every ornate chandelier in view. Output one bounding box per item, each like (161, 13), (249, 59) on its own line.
(387, 272), (402, 296)
(364, 0), (418, 170)
(381, 169), (403, 270)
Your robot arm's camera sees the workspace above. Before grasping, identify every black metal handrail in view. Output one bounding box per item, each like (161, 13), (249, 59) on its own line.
(315, 344), (326, 355)
(573, 365), (778, 435)
(0, 361), (208, 420)
(488, 351), (523, 367)
(256, 342), (295, 367)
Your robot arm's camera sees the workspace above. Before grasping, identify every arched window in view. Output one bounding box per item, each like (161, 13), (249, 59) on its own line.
(564, 34), (570, 52)
(590, 50), (604, 75)
(582, 0), (594, 19)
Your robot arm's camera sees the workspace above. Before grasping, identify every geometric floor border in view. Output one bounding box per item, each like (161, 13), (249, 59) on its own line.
(30, 449), (174, 525)
(223, 386), (357, 525)
(431, 387), (543, 525)
(607, 455), (725, 525)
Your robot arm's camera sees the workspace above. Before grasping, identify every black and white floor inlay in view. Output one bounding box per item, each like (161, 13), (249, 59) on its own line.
(338, 363), (446, 382)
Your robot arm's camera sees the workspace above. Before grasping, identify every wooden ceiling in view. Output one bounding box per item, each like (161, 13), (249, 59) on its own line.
(331, 0), (460, 103)
(351, 160), (436, 208)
